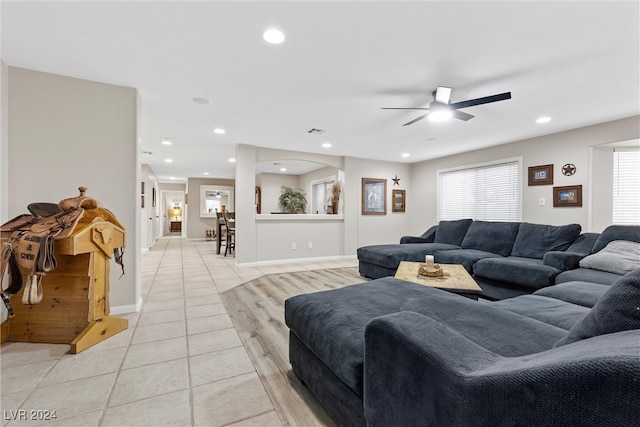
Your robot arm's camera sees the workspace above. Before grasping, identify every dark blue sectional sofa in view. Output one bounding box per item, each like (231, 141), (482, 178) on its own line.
(357, 221), (640, 299)
(285, 268), (640, 426)
(285, 223), (640, 426)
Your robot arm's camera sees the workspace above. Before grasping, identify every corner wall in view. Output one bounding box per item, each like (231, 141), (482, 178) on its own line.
(409, 116), (640, 234)
(7, 67), (140, 311)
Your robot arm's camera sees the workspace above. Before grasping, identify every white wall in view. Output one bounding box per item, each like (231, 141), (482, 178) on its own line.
(7, 67), (140, 311)
(409, 116), (640, 235)
(0, 59), (8, 224)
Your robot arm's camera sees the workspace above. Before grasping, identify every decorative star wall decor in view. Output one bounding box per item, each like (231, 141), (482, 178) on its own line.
(392, 175), (401, 186)
(562, 163), (576, 176)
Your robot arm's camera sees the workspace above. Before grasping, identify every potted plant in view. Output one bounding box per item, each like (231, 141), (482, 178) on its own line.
(279, 186), (307, 213)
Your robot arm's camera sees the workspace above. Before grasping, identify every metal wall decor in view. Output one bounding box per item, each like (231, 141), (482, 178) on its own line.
(562, 163), (576, 176)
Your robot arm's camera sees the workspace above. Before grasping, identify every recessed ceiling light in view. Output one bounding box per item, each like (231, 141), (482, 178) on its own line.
(214, 128), (226, 135)
(170, 177), (176, 180)
(193, 97), (210, 105)
(401, 153), (410, 158)
(162, 139), (172, 145)
(165, 158), (173, 163)
(228, 158), (236, 163)
(263, 28), (285, 44)
(280, 167), (287, 172)
(322, 142), (332, 148)
(536, 116), (552, 124)
(203, 172), (210, 175)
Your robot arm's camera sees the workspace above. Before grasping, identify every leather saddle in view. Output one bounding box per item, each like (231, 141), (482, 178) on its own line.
(0, 187), (102, 316)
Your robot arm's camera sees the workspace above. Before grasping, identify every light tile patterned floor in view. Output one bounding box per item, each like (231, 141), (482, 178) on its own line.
(1, 236), (357, 426)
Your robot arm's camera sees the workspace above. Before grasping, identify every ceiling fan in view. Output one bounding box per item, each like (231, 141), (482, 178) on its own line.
(382, 86), (511, 126)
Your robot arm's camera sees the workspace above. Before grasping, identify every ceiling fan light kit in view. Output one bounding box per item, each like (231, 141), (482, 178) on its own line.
(383, 86), (512, 125)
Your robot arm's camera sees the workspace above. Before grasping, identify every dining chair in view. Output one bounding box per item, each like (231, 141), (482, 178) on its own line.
(223, 211), (235, 256)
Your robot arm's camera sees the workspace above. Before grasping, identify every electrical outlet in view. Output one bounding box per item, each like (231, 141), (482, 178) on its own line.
(539, 197), (546, 206)
(291, 243), (296, 250)
(308, 242), (313, 249)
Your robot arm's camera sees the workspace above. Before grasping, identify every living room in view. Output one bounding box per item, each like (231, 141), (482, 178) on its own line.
(1, 1), (639, 426)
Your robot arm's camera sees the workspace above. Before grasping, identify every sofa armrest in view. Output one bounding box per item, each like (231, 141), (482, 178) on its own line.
(543, 251), (585, 270)
(399, 225), (437, 244)
(399, 235), (433, 244)
(364, 312), (640, 427)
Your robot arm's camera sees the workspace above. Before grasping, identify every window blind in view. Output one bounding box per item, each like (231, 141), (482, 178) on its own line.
(613, 148), (640, 225)
(439, 160), (521, 221)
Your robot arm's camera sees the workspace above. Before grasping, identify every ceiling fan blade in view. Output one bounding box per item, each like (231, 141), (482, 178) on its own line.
(434, 86), (452, 104)
(449, 92), (512, 110)
(452, 110), (474, 121)
(381, 107), (430, 110)
(402, 114), (427, 126)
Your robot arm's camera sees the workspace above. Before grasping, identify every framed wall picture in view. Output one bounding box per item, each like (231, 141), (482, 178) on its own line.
(392, 189), (406, 212)
(361, 178), (387, 215)
(553, 185), (582, 207)
(528, 164), (554, 186)
(152, 187), (157, 207)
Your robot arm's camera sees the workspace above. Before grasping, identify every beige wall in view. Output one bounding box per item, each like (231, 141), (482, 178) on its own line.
(408, 116), (640, 235)
(7, 67), (140, 311)
(186, 177), (235, 239)
(0, 59), (8, 224)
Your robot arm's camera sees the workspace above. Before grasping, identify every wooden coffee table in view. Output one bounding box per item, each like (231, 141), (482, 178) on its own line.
(394, 261), (483, 300)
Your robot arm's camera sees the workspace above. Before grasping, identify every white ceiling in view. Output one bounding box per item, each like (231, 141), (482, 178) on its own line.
(2, 1), (638, 183)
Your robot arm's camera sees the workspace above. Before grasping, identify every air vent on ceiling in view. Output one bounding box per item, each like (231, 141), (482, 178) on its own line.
(307, 128), (325, 134)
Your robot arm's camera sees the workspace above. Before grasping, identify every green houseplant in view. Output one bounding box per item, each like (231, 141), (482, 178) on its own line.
(279, 186), (307, 213)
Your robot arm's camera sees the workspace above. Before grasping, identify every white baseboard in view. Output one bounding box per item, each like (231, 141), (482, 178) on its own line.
(111, 297), (143, 315)
(235, 254), (356, 268)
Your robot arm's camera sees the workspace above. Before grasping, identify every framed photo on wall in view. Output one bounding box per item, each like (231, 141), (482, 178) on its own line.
(392, 189), (406, 212)
(361, 178), (387, 215)
(553, 185), (582, 207)
(528, 164), (554, 186)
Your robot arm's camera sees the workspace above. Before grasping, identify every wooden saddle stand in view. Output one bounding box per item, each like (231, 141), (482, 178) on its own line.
(0, 187), (127, 353)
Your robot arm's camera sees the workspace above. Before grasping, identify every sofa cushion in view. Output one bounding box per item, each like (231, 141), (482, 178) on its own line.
(473, 256), (560, 289)
(555, 268), (640, 347)
(433, 219), (473, 245)
(579, 240), (640, 275)
(533, 281), (610, 308)
(434, 249), (502, 273)
(555, 267), (622, 286)
(492, 295), (590, 330)
(592, 225), (640, 253)
(357, 243), (460, 270)
(460, 221), (520, 256)
(511, 222), (581, 259)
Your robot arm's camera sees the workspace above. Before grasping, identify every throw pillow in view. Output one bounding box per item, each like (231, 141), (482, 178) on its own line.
(555, 268), (640, 347)
(579, 240), (640, 275)
(433, 219), (473, 246)
(511, 222), (582, 259)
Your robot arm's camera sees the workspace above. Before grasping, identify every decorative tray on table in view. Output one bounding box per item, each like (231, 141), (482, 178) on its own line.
(418, 262), (444, 278)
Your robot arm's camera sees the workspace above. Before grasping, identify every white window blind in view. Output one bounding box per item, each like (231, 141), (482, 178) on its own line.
(613, 148), (640, 225)
(438, 159), (521, 221)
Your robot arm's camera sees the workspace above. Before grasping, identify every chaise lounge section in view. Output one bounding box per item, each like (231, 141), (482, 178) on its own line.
(285, 268), (640, 426)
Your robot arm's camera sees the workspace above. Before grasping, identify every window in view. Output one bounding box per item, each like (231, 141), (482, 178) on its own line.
(438, 159), (521, 221)
(613, 148), (640, 224)
(311, 177), (336, 214)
